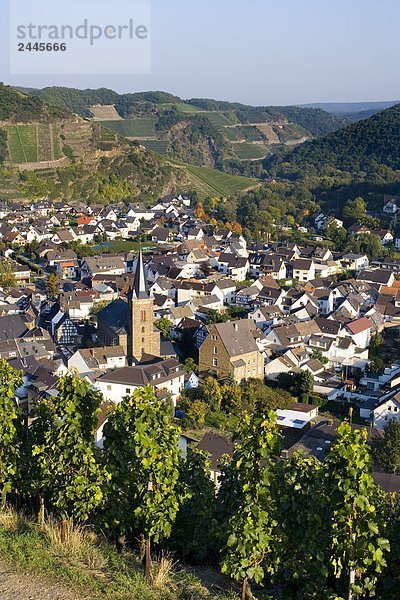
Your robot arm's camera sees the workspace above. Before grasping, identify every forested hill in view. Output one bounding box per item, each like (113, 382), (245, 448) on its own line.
(270, 103), (400, 174)
(20, 86), (345, 138)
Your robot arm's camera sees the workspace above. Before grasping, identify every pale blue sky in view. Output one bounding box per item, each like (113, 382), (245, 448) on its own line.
(1, 0), (399, 104)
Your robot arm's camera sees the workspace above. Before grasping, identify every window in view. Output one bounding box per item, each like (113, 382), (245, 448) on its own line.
(126, 388), (131, 395)
(142, 337), (145, 343)
(142, 326), (145, 333)
(107, 385), (111, 391)
(213, 346), (218, 354)
(140, 310), (146, 322)
(211, 335), (217, 341)
(389, 406), (392, 411)
(213, 358), (218, 367)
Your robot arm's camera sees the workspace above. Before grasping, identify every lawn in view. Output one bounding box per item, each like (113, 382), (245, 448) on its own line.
(100, 118), (157, 137)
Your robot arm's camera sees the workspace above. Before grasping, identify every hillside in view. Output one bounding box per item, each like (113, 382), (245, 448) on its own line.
(20, 86), (346, 174)
(300, 100), (399, 120)
(0, 84), (256, 202)
(270, 102), (400, 174)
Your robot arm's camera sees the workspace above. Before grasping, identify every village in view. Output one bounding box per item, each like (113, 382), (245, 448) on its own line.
(1, 193), (400, 492)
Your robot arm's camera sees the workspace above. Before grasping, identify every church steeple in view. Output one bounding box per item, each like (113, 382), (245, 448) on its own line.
(132, 247), (149, 299)
(127, 248), (160, 365)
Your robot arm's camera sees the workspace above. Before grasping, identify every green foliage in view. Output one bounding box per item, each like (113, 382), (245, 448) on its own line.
(343, 197), (367, 224)
(201, 378), (223, 411)
(0, 360), (22, 506)
(154, 317), (171, 338)
(276, 103), (400, 173)
(89, 300), (111, 321)
(0, 260), (16, 291)
(374, 420), (400, 475)
(171, 449), (218, 562)
(30, 374), (108, 521)
(326, 422), (390, 598)
(45, 272), (60, 299)
(219, 411), (281, 594)
(276, 454), (329, 595)
(183, 358), (198, 374)
(277, 371), (314, 402)
(103, 386), (181, 546)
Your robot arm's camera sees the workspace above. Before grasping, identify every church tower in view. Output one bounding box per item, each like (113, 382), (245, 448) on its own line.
(128, 249), (160, 365)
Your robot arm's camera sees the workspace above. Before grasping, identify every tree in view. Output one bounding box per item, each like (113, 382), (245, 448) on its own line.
(183, 357), (198, 374)
(202, 377), (223, 411)
(0, 360), (22, 507)
(343, 197), (366, 225)
(325, 423), (390, 599)
(154, 317), (171, 338)
(103, 386), (181, 578)
(31, 373), (108, 522)
(0, 260), (16, 291)
(220, 411), (281, 600)
(171, 449), (217, 562)
(88, 300), (111, 322)
(311, 348), (329, 364)
(185, 400), (208, 429)
(45, 272), (60, 299)
(374, 420), (400, 474)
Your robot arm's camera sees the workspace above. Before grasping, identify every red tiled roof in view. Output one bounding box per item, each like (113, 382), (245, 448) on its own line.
(347, 317), (372, 335)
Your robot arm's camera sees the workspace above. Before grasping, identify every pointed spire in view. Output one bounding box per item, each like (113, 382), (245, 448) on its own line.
(132, 246), (149, 300)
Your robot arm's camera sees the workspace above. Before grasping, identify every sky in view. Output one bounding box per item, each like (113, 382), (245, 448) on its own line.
(1, 0), (399, 105)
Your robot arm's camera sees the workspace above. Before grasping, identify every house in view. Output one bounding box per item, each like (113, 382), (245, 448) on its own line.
(96, 357), (185, 405)
(80, 256), (126, 280)
(358, 269), (395, 291)
(213, 253), (249, 281)
(199, 319), (265, 382)
(345, 317), (372, 350)
(290, 259), (315, 282)
(383, 195), (400, 214)
(68, 346), (127, 375)
(340, 253), (369, 273)
(370, 388), (400, 429)
(370, 229), (394, 246)
(197, 432), (234, 485)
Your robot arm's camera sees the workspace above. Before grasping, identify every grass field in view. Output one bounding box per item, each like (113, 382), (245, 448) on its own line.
(233, 142), (268, 160)
(100, 118), (157, 137)
(141, 140), (170, 155)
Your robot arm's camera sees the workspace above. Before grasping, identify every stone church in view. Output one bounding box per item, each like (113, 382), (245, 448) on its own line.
(97, 250), (160, 364)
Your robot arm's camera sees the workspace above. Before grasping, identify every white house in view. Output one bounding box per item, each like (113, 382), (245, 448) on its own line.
(96, 358), (185, 405)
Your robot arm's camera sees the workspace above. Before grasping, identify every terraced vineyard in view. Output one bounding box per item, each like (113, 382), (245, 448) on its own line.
(141, 140), (170, 155)
(159, 102), (203, 114)
(205, 111), (239, 128)
(233, 142), (268, 160)
(178, 162), (258, 197)
(4, 123), (63, 163)
(101, 118), (157, 137)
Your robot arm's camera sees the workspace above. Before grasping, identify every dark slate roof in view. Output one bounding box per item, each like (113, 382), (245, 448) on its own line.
(97, 298), (128, 334)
